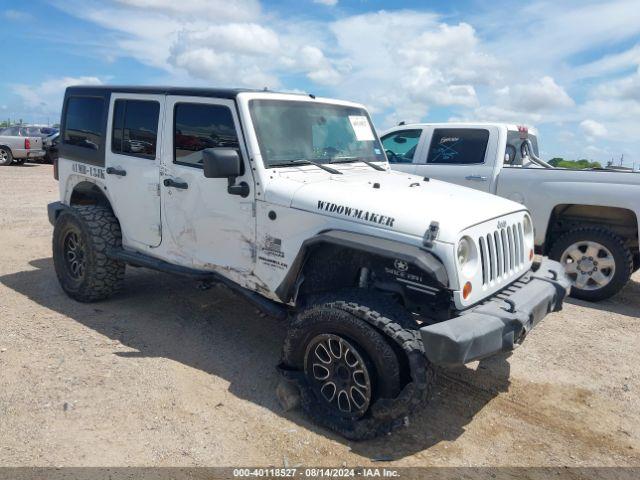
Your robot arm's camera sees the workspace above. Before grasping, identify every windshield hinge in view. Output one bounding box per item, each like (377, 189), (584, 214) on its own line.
(423, 221), (440, 248)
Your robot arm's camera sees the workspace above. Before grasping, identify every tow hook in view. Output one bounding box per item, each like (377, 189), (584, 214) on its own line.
(502, 298), (517, 313)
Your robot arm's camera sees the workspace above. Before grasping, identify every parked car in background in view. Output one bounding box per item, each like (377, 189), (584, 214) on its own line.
(0, 127), (45, 165)
(381, 122), (640, 301)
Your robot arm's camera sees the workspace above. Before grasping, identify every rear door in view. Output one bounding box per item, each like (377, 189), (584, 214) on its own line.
(105, 93), (164, 248)
(413, 127), (499, 193)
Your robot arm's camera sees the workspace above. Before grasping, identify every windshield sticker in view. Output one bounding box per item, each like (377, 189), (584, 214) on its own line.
(317, 200), (395, 227)
(431, 137), (461, 162)
(348, 116), (375, 142)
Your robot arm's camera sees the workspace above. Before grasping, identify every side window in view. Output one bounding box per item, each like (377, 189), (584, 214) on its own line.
(381, 129), (421, 164)
(63, 96), (104, 151)
(426, 128), (489, 165)
(111, 99), (160, 158)
(174, 103), (239, 168)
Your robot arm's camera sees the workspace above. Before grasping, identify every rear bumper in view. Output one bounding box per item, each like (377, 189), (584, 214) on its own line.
(12, 149), (45, 159)
(420, 258), (571, 366)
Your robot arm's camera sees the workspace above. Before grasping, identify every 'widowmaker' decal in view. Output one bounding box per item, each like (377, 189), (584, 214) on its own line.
(317, 200), (395, 227)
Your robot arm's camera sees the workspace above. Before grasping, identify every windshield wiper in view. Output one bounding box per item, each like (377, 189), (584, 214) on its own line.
(330, 157), (386, 171)
(270, 160), (343, 174)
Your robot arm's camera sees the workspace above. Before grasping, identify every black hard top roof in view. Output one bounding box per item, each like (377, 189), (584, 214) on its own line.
(65, 85), (285, 99)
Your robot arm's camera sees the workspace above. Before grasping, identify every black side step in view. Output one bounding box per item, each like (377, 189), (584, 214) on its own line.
(106, 248), (288, 320)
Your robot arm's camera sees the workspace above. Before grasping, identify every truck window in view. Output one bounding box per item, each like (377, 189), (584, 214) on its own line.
(426, 128), (489, 165)
(173, 103), (239, 168)
(63, 96), (104, 151)
(111, 99), (160, 159)
(380, 129), (421, 164)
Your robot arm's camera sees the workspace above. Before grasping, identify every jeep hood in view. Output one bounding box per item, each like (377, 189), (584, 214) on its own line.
(277, 169), (526, 244)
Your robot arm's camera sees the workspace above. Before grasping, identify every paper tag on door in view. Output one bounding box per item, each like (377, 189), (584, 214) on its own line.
(349, 115), (375, 141)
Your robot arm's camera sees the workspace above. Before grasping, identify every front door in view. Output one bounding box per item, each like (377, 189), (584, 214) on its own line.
(105, 93), (164, 248)
(413, 127), (499, 193)
(160, 96), (256, 279)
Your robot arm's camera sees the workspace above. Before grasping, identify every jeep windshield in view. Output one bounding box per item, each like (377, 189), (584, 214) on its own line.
(249, 99), (386, 168)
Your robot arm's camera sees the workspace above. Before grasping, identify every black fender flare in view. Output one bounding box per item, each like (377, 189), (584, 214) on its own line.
(275, 230), (449, 303)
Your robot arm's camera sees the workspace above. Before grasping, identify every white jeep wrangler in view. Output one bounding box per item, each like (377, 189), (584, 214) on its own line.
(48, 86), (570, 439)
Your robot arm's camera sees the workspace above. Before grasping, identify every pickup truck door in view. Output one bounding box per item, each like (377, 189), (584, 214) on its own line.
(160, 96), (255, 277)
(380, 127), (426, 175)
(105, 93), (164, 248)
(412, 126), (499, 193)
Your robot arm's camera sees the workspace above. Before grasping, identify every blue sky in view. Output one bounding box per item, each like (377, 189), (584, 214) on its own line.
(2, 0), (640, 166)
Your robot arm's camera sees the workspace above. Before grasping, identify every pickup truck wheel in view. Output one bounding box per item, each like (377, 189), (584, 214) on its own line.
(281, 293), (432, 440)
(52, 205), (126, 302)
(0, 147), (13, 166)
(549, 227), (633, 301)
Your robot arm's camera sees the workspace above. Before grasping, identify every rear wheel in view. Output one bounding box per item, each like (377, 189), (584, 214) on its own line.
(0, 147), (13, 166)
(281, 293), (433, 439)
(549, 227), (632, 301)
(53, 205), (126, 302)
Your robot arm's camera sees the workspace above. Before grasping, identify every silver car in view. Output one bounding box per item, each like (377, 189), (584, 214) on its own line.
(0, 126), (46, 165)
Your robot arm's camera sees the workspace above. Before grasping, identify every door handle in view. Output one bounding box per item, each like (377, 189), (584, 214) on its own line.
(106, 167), (127, 176)
(465, 175), (487, 181)
(163, 178), (189, 190)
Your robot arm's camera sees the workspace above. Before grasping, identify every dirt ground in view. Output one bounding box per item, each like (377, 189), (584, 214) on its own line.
(0, 163), (638, 467)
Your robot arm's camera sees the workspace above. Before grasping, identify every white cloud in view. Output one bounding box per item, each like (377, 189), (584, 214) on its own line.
(313, 0), (338, 5)
(575, 45), (640, 79)
(13, 76), (103, 113)
(580, 119), (608, 138)
(114, 0), (260, 21)
(497, 76), (574, 113)
(328, 12), (497, 124)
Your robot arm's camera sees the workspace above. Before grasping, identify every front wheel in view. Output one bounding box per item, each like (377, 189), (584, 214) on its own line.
(281, 295), (433, 439)
(549, 227), (633, 301)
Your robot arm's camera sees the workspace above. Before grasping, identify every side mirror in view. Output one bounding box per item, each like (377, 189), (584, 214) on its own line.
(202, 147), (250, 197)
(203, 148), (242, 179)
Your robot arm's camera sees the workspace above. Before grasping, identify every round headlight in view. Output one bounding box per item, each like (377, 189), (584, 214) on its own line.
(457, 236), (479, 278)
(457, 237), (471, 266)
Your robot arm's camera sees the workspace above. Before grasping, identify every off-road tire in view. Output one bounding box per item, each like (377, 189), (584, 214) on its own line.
(0, 147), (13, 166)
(53, 205), (125, 302)
(281, 291), (433, 440)
(549, 226), (633, 301)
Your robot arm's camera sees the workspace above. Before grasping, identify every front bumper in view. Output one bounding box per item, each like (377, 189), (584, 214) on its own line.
(420, 258), (571, 366)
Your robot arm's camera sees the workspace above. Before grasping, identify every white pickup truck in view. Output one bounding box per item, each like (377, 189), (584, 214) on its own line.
(381, 123), (640, 301)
